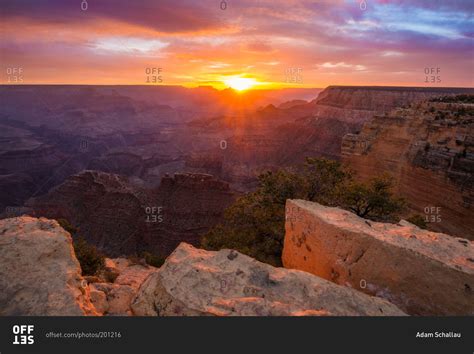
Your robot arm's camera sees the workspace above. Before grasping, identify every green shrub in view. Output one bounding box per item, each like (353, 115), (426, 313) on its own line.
(202, 158), (406, 266)
(57, 218), (77, 235)
(142, 252), (166, 268)
(406, 215), (428, 229)
(339, 174), (406, 222)
(125, 252), (165, 268)
(103, 269), (119, 283)
(57, 218), (104, 276)
(73, 238), (105, 276)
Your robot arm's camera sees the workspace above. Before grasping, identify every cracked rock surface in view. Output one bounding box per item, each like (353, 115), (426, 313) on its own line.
(131, 243), (405, 316)
(0, 216), (98, 315)
(282, 199), (474, 315)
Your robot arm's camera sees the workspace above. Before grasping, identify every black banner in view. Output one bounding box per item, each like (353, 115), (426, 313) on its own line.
(0, 317), (472, 354)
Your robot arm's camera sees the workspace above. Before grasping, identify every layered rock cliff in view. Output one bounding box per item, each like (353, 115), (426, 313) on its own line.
(282, 200), (474, 316)
(342, 97), (474, 238)
(25, 170), (237, 257)
(313, 86), (473, 119)
(189, 86), (474, 190)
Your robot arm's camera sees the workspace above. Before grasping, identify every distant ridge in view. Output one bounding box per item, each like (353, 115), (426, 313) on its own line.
(325, 85), (474, 92)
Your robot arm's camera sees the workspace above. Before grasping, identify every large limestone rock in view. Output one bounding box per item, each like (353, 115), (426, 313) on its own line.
(131, 243), (405, 316)
(282, 200), (474, 316)
(0, 217), (98, 315)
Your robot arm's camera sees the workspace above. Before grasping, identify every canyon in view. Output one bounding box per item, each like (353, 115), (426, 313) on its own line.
(342, 97), (474, 238)
(1, 85), (473, 317)
(188, 86), (473, 189)
(1, 85), (471, 214)
(1, 85), (472, 258)
(24, 170), (236, 257)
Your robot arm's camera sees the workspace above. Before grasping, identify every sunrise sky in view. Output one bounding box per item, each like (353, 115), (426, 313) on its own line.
(1, 0), (473, 88)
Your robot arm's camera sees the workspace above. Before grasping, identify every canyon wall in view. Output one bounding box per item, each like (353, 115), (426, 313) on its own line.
(313, 86), (473, 117)
(24, 171), (236, 257)
(282, 199), (474, 316)
(342, 99), (474, 238)
(213, 86), (474, 190)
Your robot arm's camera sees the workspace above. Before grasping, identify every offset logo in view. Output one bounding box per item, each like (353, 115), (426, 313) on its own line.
(12, 325), (34, 345)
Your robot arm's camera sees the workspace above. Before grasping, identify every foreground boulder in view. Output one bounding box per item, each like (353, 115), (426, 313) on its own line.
(0, 217), (97, 315)
(132, 243), (405, 316)
(282, 200), (474, 316)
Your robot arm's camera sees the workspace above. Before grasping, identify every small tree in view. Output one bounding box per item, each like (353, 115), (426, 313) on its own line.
(340, 174), (405, 221)
(202, 159), (406, 266)
(56, 218), (105, 276)
(202, 195), (285, 266)
(202, 170), (304, 266)
(303, 158), (350, 204)
(57, 218), (77, 235)
(73, 238), (105, 276)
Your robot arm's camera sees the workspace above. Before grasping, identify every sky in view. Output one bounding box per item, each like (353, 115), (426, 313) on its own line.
(0, 0), (473, 88)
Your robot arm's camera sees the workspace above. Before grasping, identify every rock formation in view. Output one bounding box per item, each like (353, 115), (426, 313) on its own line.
(87, 152), (145, 177)
(25, 170), (148, 256)
(132, 243), (405, 316)
(26, 170), (236, 257)
(5, 211), (472, 317)
(0, 216), (97, 315)
(2, 85), (471, 205)
(314, 86), (473, 120)
(282, 199), (474, 316)
(190, 86), (474, 190)
(342, 98), (474, 238)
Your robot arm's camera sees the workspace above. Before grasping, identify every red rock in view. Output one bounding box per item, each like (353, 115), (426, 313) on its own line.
(282, 199), (474, 315)
(26, 170), (236, 257)
(342, 99), (474, 238)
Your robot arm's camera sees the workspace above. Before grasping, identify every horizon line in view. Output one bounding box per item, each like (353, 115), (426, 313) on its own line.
(1, 84), (473, 91)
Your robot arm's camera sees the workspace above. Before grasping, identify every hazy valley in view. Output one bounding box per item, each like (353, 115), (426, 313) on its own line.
(0, 85), (473, 317)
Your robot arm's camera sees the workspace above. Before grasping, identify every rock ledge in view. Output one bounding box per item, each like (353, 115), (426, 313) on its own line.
(132, 243), (405, 316)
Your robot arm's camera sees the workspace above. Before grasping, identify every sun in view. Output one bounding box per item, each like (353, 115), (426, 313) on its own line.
(224, 77), (258, 91)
